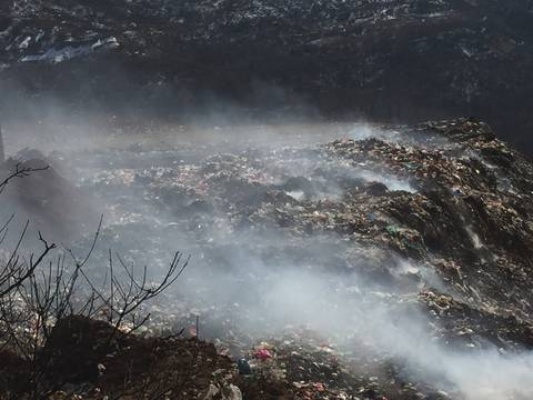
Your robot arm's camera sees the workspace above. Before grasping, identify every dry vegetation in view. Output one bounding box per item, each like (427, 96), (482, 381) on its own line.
(0, 165), (225, 400)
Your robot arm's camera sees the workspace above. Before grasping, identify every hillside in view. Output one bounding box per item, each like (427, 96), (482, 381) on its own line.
(1, 1), (533, 151)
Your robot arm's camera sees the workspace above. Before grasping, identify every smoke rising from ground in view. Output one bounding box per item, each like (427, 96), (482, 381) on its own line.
(174, 231), (533, 400)
(0, 86), (532, 399)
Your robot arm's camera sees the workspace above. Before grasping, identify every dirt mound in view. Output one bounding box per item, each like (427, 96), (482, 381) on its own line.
(0, 316), (451, 400)
(0, 316), (238, 399)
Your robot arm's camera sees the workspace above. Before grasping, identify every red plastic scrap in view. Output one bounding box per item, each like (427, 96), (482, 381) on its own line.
(254, 348), (273, 361)
(188, 326), (198, 337)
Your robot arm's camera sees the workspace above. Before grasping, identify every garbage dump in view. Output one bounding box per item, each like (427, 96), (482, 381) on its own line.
(2, 118), (533, 399)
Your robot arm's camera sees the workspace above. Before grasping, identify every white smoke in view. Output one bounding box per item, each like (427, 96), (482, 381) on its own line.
(1, 85), (531, 400)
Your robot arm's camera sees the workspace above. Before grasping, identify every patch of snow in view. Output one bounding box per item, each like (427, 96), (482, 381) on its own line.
(460, 44), (473, 58)
(20, 36), (119, 63)
(18, 36), (31, 49)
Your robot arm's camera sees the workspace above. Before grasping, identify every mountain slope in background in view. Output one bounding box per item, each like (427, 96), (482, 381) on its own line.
(1, 0), (533, 153)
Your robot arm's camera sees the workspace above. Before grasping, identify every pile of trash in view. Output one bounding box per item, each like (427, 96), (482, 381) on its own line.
(3, 118), (533, 399)
(235, 333), (456, 400)
(72, 117), (533, 354)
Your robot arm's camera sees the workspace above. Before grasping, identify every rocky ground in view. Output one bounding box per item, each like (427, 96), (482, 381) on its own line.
(1, 118), (532, 399)
(1, 1), (533, 152)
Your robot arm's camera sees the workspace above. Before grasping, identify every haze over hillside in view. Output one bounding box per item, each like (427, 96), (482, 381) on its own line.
(1, 2), (533, 400)
(1, 0), (533, 153)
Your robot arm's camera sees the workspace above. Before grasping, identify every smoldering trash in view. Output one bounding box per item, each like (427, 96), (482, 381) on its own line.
(1, 118), (533, 400)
